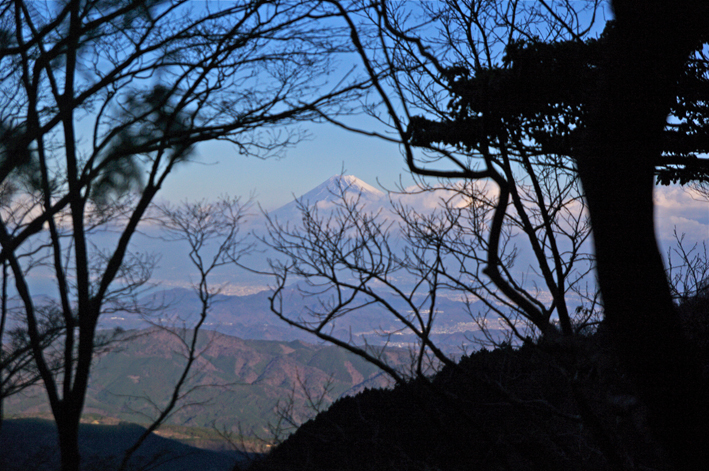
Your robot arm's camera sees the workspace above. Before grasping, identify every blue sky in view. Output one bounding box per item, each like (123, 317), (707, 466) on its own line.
(156, 117), (708, 244)
(28, 1), (709, 298)
(155, 2), (609, 213)
(145, 121), (709, 296)
(159, 120), (414, 211)
(23, 114), (709, 299)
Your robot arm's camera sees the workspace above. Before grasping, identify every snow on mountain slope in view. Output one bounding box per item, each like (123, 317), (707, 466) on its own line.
(299, 175), (385, 203)
(264, 175), (386, 224)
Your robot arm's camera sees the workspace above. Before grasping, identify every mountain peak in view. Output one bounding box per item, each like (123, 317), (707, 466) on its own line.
(262, 175), (385, 226)
(279, 175), (384, 209)
(320, 175), (385, 198)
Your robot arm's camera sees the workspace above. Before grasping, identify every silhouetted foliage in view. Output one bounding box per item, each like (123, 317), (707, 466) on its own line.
(310, 2), (709, 468)
(251, 326), (690, 470)
(407, 24), (709, 186)
(0, 1), (364, 470)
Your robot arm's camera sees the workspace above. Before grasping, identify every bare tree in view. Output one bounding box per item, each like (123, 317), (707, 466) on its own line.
(263, 174), (638, 468)
(666, 230), (709, 303)
(0, 303), (64, 434)
(116, 196), (251, 471)
(0, 181), (64, 434)
(0, 1), (365, 470)
(269, 1), (709, 468)
(299, 2), (709, 467)
(265, 166), (596, 383)
(268, 370), (336, 446)
(264, 0), (599, 373)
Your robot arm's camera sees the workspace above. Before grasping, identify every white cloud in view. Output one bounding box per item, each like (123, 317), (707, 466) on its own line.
(657, 216), (709, 245)
(389, 180), (497, 214)
(654, 185), (709, 248)
(655, 185), (709, 222)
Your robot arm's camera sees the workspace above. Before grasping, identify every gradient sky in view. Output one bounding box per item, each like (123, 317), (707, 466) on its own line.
(156, 116), (708, 245)
(159, 118), (415, 212)
(144, 111), (709, 295)
(97, 0), (707, 297)
(23, 118), (709, 299)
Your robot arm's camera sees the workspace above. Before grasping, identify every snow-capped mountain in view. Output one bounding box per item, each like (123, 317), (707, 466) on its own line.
(264, 174), (387, 224)
(295, 174), (385, 204)
(147, 175), (473, 293)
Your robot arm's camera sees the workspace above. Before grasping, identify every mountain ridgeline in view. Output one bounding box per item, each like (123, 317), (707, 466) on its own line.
(5, 328), (407, 435)
(264, 175), (386, 223)
(96, 286), (509, 352)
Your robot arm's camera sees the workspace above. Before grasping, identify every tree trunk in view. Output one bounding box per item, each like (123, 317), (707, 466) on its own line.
(578, 2), (709, 468)
(577, 155), (709, 469)
(0, 260), (6, 437)
(57, 409), (81, 471)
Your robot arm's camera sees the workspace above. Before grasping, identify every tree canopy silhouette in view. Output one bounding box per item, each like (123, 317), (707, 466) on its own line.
(291, 1), (709, 468)
(407, 24), (709, 186)
(0, 1), (364, 470)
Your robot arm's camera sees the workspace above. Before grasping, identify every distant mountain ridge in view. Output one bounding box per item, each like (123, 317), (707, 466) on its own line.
(5, 328), (405, 437)
(95, 285), (503, 350)
(294, 175), (385, 203)
(260, 174), (387, 225)
(139, 174), (487, 296)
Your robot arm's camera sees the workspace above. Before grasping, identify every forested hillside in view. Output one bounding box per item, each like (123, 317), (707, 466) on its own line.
(5, 329), (405, 438)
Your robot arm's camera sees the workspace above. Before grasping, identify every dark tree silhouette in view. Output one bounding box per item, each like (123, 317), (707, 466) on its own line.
(0, 1), (363, 470)
(266, 169), (596, 376)
(575, 4), (709, 468)
(292, 1), (709, 468)
(404, 19), (709, 466)
(117, 197), (251, 471)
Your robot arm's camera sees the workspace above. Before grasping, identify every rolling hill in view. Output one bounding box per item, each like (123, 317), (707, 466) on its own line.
(4, 328), (407, 442)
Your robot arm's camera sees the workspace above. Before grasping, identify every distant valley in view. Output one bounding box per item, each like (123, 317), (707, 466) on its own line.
(5, 328), (408, 442)
(98, 285), (509, 351)
(3, 175), (516, 462)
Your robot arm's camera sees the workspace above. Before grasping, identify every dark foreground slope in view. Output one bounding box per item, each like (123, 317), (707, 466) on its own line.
(248, 333), (678, 471)
(0, 418), (246, 471)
